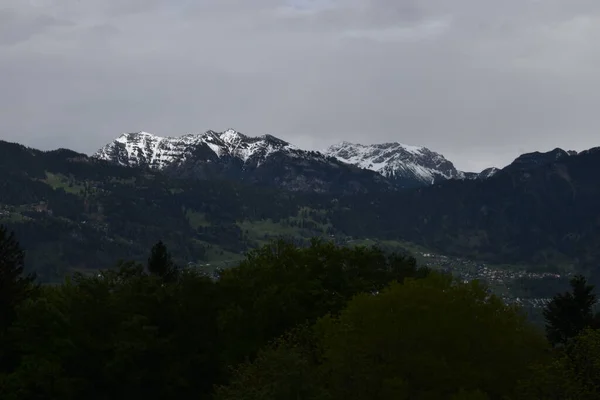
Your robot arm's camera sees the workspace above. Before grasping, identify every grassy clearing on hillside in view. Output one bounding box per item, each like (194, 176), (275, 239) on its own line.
(238, 219), (305, 241)
(109, 177), (137, 185)
(0, 212), (26, 223)
(190, 238), (243, 263)
(44, 172), (85, 194)
(289, 207), (334, 232)
(194, 245), (244, 273)
(186, 210), (212, 228)
(346, 238), (425, 255)
(205, 247), (244, 263)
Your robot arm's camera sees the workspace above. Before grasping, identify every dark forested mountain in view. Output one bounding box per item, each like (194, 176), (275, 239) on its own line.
(2, 138), (600, 282)
(460, 167), (500, 181)
(331, 148), (600, 272)
(500, 148), (577, 174)
(475, 167), (501, 179)
(464, 148), (580, 181)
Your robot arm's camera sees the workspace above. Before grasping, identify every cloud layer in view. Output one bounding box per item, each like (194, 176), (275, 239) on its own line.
(1, 0), (599, 171)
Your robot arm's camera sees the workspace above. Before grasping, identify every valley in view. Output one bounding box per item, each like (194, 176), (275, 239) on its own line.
(4, 3), (600, 396)
(1, 133), (599, 294)
(0, 184), (571, 313)
(1, 131), (599, 397)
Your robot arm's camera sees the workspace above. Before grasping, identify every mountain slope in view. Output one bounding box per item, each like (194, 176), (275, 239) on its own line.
(95, 129), (492, 190)
(94, 130), (391, 193)
(94, 129), (297, 169)
(3, 137), (600, 283)
(327, 147), (600, 270)
(501, 148), (577, 174)
(478, 167), (500, 179)
(324, 141), (465, 188)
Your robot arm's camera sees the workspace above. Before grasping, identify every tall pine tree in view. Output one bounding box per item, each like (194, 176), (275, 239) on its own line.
(543, 275), (599, 346)
(0, 225), (37, 332)
(147, 240), (178, 283)
(0, 225), (38, 374)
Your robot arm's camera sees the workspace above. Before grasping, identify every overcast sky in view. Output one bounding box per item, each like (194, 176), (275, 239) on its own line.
(1, 0), (599, 172)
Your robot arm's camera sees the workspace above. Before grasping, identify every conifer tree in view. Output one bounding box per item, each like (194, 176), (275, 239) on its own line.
(0, 225), (37, 332)
(543, 275), (598, 346)
(147, 240), (178, 282)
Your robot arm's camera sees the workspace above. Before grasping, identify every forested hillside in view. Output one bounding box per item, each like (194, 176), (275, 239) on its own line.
(1, 139), (600, 283)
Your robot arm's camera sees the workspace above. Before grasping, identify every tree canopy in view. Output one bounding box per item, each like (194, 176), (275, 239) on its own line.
(0, 225), (37, 331)
(147, 240), (179, 282)
(217, 274), (549, 400)
(0, 231), (599, 399)
(543, 275), (600, 346)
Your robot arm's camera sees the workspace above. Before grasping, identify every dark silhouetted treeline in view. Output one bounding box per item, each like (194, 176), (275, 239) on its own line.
(1, 226), (600, 399)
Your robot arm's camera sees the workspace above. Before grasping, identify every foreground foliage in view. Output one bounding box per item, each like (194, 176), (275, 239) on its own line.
(1, 226), (600, 399)
(514, 329), (600, 400)
(217, 275), (549, 400)
(543, 274), (600, 346)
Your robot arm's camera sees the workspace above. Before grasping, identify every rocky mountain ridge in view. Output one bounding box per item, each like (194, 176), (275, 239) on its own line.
(93, 129), (590, 191)
(324, 141), (466, 187)
(94, 129), (390, 193)
(500, 148), (577, 174)
(94, 129), (298, 169)
(94, 129), (490, 190)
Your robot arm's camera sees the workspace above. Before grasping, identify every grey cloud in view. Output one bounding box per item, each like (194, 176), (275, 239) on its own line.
(0, 9), (73, 46)
(1, 0), (600, 172)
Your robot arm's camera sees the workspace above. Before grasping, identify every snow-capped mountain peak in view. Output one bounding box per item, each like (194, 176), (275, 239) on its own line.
(93, 129), (394, 193)
(94, 129), (498, 191)
(324, 141), (462, 186)
(115, 131), (157, 143)
(218, 129), (247, 145)
(93, 129), (299, 168)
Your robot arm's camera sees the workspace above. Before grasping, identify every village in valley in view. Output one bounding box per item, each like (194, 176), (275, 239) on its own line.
(418, 251), (563, 308)
(0, 203), (572, 311)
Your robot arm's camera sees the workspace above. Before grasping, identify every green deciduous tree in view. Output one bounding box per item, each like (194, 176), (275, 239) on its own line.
(215, 341), (324, 400)
(216, 238), (428, 367)
(1, 261), (220, 400)
(316, 274), (547, 400)
(218, 273), (548, 400)
(514, 329), (600, 400)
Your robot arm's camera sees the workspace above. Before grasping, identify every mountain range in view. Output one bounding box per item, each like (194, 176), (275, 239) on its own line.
(1, 131), (598, 285)
(94, 129), (589, 192)
(93, 129), (497, 190)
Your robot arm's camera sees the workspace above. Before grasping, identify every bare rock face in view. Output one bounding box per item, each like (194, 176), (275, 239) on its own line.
(324, 141), (465, 188)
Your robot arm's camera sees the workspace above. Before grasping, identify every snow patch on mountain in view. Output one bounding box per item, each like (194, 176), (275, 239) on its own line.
(94, 130), (499, 189)
(478, 167), (500, 179)
(93, 129), (298, 168)
(324, 141), (463, 184)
